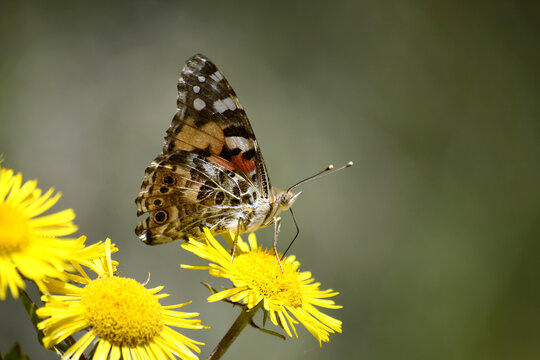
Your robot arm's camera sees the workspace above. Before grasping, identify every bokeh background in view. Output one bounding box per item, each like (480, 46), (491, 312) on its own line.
(1, 1), (540, 359)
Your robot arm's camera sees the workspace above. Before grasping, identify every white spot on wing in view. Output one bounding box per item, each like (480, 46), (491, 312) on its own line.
(198, 76), (206, 83)
(193, 98), (206, 111)
(226, 136), (251, 151)
(193, 85), (200, 93)
(210, 71), (224, 82)
(213, 99), (227, 113)
(223, 97), (237, 110)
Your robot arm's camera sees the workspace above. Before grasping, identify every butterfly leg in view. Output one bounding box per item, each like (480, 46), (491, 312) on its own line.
(273, 216), (284, 273)
(230, 218), (244, 263)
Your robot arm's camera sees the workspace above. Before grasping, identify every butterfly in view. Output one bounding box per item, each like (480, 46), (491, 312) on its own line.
(135, 54), (351, 267)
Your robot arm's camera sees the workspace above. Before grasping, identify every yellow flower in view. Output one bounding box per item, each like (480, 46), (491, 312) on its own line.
(0, 165), (80, 299)
(181, 228), (342, 345)
(42, 237), (119, 293)
(37, 239), (208, 360)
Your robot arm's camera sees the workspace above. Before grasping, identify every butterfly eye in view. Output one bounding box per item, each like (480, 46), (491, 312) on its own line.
(154, 210), (168, 224)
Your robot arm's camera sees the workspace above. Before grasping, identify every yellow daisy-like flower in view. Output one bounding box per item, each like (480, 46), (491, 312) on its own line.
(181, 228), (342, 345)
(0, 165), (80, 299)
(37, 239), (208, 360)
(41, 237), (119, 292)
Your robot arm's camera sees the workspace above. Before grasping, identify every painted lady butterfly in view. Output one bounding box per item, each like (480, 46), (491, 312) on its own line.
(135, 54), (351, 266)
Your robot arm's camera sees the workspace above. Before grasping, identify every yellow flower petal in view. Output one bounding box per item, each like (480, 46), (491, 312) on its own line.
(0, 165), (87, 299)
(182, 228), (342, 344)
(38, 239), (208, 360)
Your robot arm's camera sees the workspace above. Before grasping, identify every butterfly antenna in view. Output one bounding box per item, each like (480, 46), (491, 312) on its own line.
(281, 208), (300, 260)
(287, 161), (354, 192)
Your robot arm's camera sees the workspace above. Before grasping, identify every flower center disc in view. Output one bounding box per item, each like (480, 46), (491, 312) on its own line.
(0, 203), (31, 254)
(235, 251), (303, 307)
(81, 277), (164, 347)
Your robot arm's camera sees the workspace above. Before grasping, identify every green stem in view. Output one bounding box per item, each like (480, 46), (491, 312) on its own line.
(20, 289), (40, 328)
(207, 302), (264, 360)
(20, 288), (87, 360)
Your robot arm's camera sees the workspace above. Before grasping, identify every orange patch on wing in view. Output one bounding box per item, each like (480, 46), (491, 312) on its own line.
(231, 154), (255, 174)
(208, 154), (255, 175)
(209, 155), (236, 171)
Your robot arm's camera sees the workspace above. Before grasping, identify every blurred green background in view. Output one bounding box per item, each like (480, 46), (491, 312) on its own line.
(1, 1), (540, 359)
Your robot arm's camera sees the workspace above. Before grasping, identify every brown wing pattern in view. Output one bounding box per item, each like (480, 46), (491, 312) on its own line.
(165, 54), (271, 196)
(135, 54), (269, 245)
(135, 151), (257, 244)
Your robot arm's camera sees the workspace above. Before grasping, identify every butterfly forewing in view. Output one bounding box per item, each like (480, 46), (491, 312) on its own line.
(166, 55), (271, 196)
(136, 54), (273, 244)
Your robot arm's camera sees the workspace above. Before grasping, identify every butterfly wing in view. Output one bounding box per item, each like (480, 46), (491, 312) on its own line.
(168, 54), (271, 196)
(135, 54), (271, 244)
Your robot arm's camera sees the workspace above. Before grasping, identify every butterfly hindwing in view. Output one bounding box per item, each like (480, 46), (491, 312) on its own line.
(135, 150), (261, 244)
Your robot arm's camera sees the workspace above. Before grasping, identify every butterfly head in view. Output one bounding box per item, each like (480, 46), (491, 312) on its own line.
(273, 188), (302, 213)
